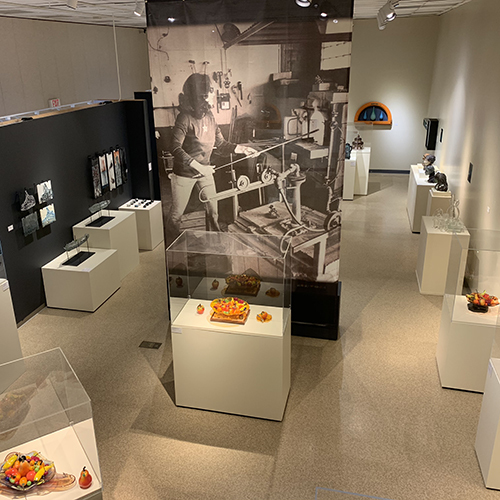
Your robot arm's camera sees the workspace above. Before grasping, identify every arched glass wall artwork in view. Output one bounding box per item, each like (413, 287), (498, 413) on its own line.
(354, 102), (392, 126)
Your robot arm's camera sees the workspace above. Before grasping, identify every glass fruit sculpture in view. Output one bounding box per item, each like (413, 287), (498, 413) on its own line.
(78, 467), (92, 489)
(210, 297), (250, 324)
(257, 311), (272, 323)
(466, 291), (499, 313)
(0, 452), (55, 491)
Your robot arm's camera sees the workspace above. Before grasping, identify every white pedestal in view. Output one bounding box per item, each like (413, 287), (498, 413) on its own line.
(352, 147), (371, 196)
(426, 188), (452, 216)
(42, 249), (120, 312)
(0, 279), (22, 364)
(476, 358), (500, 490)
(436, 295), (498, 392)
(416, 217), (470, 295)
(118, 200), (163, 251)
(0, 421), (102, 499)
(343, 159), (356, 201)
(407, 165), (434, 233)
(171, 298), (291, 421)
(73, 210), (139, 280)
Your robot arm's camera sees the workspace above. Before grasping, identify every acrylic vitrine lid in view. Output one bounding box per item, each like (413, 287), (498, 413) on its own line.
(444, 229), (500, 326)
(167, 230), (291, 259)
(0, 348), (92, 447)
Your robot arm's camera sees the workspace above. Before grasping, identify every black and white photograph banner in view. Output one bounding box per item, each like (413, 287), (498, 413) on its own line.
(148, 0), (353, 283)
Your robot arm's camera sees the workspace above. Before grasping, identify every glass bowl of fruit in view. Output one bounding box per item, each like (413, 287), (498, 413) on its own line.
(0, 451), (55, 491)
(466, 291), (499, 313)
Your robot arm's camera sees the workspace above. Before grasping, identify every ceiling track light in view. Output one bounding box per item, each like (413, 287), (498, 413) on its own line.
(377, 0), (399, 30)
(134, 1), (145, 17)
(295, 0), (311, 7)
(319, 1), (335, 20)
(66, 0), (78, 9)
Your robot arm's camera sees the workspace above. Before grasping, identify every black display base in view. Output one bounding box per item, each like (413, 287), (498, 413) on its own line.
(467, 302), (489, 313)
(62, 251), (95, 267)
(86, 215), (114, 228)
(291, 280), (341, 341)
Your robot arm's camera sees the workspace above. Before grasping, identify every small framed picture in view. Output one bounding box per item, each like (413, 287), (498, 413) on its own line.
(90, 156), (102, 198)
(40, 204), (56, 227)
(113, 149), (123, 187)
(99, 154), (109, 193)
(37, 180), (53, 204)
(106, 152), (116, 190)
(22, 212), (39, 236)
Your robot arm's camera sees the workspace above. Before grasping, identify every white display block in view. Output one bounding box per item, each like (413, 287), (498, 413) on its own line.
(416, 217), (470, 295)
(118, 200), (163, 251)
(475, 358), (500, 490)
(426, 188), (452, 216)
(407, 164), (434, 233)
(42, 249), (120, 312)
(352, 147), (371, 196)
(436, 295), (498, 392)
(0, 422), (102, 500)
(0, 279), (22, 365)
(171, 298), (291, 421)
(342, 159), (356, 201)
(73, 210), (139, 280)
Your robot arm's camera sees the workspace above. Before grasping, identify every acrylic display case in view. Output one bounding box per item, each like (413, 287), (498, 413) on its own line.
(0, 348), (102, 499)
(0, 279), (22, 366)
(436, 230), (500, 392)
(166, 230), (291, 421)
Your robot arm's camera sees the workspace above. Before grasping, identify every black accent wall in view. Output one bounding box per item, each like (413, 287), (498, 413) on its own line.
(0, 100), (150, 323)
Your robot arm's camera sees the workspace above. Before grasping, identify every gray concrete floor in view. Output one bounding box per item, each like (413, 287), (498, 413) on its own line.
(18, 173), (499, 499)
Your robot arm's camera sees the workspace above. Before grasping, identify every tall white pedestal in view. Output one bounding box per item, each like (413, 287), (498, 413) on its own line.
(476, 358), (500, 490)
(352, 147), (371, 196)
(436, 295), (498, 392)
(0, 279), (22, 364)
(426, 188), (452, 216)
(343, 159), (356, 201)
(416, 217), (470, 295)
(171, 298), (291, 421)
(73, 210), (139, 280)
(118, 200), (163, 250)
(407, 165), (434, 233)
(42, 249), (120, 312)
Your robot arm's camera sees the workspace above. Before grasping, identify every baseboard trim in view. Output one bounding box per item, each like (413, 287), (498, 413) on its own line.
(369, 169), (410, 174)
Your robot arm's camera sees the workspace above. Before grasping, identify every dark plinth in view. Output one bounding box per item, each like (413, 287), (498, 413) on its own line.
(291, 280), (341, 340)
(86, 215), (114, 228)
(62, 251), (95, 267)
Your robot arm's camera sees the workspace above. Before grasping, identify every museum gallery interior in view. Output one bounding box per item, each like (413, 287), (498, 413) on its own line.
(1, 0), (500, 498)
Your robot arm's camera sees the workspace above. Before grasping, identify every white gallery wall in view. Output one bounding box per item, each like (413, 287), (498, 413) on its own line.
(427, 0), (500, 231)
(348, 17), (439, 171)
(0, 17), (150, 116)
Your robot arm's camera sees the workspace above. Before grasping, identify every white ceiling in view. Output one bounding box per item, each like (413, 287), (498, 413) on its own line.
(0, 0), (472, 29)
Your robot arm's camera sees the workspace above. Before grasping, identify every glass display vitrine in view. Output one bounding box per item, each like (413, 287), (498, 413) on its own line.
(0, 348), (102, 499)
(166, 230), (291, 336)
(437, 230), (500, 392)
(166, 230), (292, 420)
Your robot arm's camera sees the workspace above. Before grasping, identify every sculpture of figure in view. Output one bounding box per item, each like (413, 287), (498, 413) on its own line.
(352, 134), (364, 150)
(425, 165), (437, 183)
(435, 172), (448, 192)
(422, 153), (437, 182)
(345, 143), (352, 160)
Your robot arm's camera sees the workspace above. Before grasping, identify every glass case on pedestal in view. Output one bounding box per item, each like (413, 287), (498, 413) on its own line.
(166, 230), (292, 420)
(0, 348), (102, 499)
(166, 230), (291, 335)
(436, 230), (500, 393)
